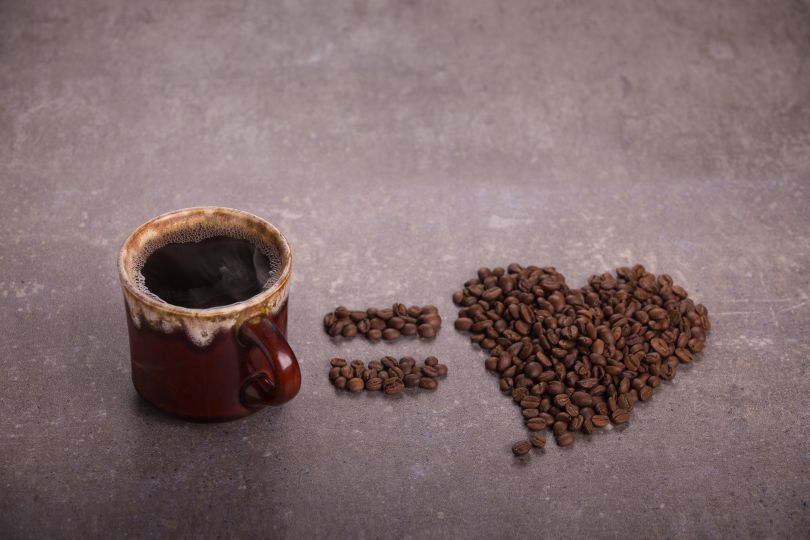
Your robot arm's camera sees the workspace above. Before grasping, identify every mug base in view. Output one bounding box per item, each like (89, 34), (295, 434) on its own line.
(133, 384), (259, 423)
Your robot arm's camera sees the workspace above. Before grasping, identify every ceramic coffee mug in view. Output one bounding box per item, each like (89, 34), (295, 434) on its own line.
(118, 207), (301, 421)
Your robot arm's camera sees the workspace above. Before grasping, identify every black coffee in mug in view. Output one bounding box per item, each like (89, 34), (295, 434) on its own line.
(141, 235), (278, 309)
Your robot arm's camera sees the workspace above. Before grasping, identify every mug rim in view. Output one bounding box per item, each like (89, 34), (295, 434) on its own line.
(118, 206), (293, 319)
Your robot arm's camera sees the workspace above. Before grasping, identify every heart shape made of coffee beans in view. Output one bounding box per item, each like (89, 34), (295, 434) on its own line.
(451, 263), (710, 456)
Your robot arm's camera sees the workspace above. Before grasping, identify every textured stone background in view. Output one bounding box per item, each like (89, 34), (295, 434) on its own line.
(1, 0), (809, 538)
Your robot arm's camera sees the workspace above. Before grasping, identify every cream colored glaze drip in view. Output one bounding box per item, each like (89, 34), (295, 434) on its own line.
(123, 278), (289, 347)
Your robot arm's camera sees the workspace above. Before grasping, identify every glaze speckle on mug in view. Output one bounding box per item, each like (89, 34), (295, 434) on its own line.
(119, 207), (292, 347)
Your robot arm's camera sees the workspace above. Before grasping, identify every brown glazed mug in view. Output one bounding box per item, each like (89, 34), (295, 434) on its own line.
(118, 207), (301, 421)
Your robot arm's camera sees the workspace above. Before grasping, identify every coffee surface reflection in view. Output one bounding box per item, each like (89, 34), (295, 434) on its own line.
(141, 236), (274, 309)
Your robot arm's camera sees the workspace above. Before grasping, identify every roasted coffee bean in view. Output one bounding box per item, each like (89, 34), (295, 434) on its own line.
(436, 364), (448, 377)
(520, 396), (541, 409)
(367, 329), (382, 340)
(526, 417), (547, 431)
(639, 385), (653, 401)
(422, 314), (442, 329)
(399, 356), (416, 367)
(553, 394), (570, 407)
(382, 328), (401, 341)
(384, 379), (404, 395)
(548, 381), (566, 395)
(404, 374), (421, 387)
(389, 366), (405, 379)
(592, 414), (610, 428)
(347, 378), (365, 392)
(651, 337), (670, 356)
(529, 434), (546, 448)
(328, 367), (340, 381)
(611, 409), (630, 424)
(512, 440), (531, 456)
(330, 358), (347, 367)
(419, 377), (438, 390)
(523, 362), (542, 379)
(335, 376), (347, 390)
(571, 391), (593, 407)
(366, 378), (382, 391)
(556, 432), (575, 447)
(369, 318), (386, 331)
(380, 356), (397, 369)
(552, 421), (568, 436)
(421, 365), (439, 378)
(418, 324), (436, 338)
(455, 318), (473, 331)
(388, 317), (405, 330)
(512, 387), (529, 402)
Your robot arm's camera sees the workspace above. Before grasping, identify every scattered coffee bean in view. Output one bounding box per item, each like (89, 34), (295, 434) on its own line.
(512, 440), (531, 456)
(419, 377), (438, 390)
(529, 434), (546, 448)
(454, 264), (710, 456)
(526, 417), (547, 431)
(556, 432), (575, 447)
(417, 324), (436, 338)
(591, 414), (610, 428)
(323, 304), (442, 341)
(347, 378), (364, 393)
(384, 379), (404, 395)
(382, 328), (401, 341)
(367, 329), (382, 341)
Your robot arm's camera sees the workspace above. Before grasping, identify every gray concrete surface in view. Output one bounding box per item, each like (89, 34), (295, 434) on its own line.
(2, 0), (809, 538)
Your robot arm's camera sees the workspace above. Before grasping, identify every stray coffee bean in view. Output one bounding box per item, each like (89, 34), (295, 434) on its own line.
(454, 264), (710, 457)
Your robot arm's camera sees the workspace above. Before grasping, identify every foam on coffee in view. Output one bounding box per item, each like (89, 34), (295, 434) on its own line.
(129, 221), (282, 309)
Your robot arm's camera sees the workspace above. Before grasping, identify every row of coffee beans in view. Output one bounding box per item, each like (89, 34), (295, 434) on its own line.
(323, 304), (442, 340)
(452, 264), (710, 456)
(329, 356), (448, 395)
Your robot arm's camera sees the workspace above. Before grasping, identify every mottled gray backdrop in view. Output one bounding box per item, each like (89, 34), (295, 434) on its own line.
(1, 0), (809, 538)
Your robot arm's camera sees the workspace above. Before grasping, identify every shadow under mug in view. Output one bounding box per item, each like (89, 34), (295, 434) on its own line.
(118, 207), (301, 421)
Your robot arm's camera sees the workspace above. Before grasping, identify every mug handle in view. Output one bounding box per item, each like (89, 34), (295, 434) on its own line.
(237, 316), (301, 408)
